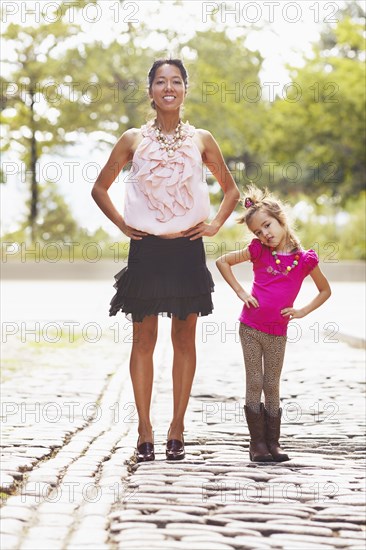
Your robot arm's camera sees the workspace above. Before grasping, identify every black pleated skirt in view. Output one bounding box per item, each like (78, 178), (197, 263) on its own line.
(109, 235), (215, 322)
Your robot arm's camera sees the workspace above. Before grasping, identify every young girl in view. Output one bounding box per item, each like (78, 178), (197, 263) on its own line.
(216, 185), (331, 462)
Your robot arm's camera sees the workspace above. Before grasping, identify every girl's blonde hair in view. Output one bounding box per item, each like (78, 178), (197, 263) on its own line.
(237, 184), (301, 251)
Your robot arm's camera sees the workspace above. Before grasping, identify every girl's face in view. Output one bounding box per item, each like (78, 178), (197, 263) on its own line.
(149, 64), (186, 112)
(248, 210), (288, 250)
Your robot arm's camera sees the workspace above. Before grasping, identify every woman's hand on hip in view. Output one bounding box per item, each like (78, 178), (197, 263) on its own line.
(182, 222), (219, 240)
(119, 221), (148, 240)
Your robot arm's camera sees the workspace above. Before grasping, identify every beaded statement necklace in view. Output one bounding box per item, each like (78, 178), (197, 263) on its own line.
(268, 249), (300, 276)
(153, 120), (185, 157)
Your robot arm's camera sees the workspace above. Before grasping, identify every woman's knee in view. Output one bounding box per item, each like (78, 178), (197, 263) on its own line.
(132, 319), (158, 355)
(171, 315), (197, 350)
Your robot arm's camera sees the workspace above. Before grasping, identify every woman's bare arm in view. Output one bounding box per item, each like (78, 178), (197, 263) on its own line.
(91, 130), (147, 239)
(182, 130), (240, 240)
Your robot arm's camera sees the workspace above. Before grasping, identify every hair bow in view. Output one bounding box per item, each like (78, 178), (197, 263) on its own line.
(244, 197), (254, 208)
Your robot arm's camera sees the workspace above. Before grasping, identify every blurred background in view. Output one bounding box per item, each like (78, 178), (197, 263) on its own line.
(1, 0), (365, 261)
(0, 8), (365, 546)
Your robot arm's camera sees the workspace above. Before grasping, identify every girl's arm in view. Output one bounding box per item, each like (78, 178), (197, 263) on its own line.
(216, 248), (259, 308)
(281, 266), (331, 319)
(91, 130), (148, 240)
(182, 130), (240, 240)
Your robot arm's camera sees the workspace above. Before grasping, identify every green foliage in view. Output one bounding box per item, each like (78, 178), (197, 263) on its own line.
(1, 181), (120, 259)
(1, 1), (364, 259)
(338, 191), (366, 259)
(184, 29), (264, 167)
(1, 18), (81, 157)
(258, 7), (365, 199)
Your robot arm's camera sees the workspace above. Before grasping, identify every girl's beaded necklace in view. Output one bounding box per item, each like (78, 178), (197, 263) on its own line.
(269, 249), (300, 276)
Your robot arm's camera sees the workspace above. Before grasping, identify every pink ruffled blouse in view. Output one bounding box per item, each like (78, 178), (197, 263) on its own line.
(123, 121), (210, 235)
(240, 238), (319, 336)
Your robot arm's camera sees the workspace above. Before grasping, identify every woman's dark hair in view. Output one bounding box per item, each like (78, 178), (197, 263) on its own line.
(148, 59), (188, 110)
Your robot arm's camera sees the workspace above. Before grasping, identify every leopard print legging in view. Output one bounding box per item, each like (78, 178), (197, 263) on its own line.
(239, 323), (287, 415)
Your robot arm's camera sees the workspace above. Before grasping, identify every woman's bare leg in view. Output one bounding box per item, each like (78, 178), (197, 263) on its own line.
(130, 315), (158, 443)
(168, 313), (198, 440)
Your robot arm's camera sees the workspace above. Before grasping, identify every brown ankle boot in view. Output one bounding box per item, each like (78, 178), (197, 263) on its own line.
(264, 407), (290, 462)
(244, 403), (273, 462)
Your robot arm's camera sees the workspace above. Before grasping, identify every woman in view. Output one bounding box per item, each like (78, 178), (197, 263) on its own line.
(91, 59), (240, 462)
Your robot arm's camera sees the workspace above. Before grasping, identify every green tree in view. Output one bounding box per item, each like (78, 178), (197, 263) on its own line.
(184, 30), (264, 175)
(57, 24), (154, 140)
(1, 180), (118, 260)
(2, 181), (81, 244)
(258, 3), (365, 199)
(1, 1), (95, 241)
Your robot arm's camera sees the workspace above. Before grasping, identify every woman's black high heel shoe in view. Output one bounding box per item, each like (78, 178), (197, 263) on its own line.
(166, 432), (185, 461)
(136, 436), (155, 463)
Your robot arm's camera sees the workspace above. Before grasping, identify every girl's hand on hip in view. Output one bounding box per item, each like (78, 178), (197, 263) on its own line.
(281, 307), (305, 319)
(119, 221), (148, 240)
(237, 290), (259, 308)
(182, 222), (219, 240)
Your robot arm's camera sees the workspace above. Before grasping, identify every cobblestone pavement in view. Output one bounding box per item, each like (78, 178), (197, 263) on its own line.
(1, 280), (365, 549)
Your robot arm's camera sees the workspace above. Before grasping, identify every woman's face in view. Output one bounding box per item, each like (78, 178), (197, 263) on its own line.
(149, 64), (186, 112)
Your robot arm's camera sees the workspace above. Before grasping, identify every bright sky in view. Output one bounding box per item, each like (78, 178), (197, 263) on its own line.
(0, 0), (359, 235)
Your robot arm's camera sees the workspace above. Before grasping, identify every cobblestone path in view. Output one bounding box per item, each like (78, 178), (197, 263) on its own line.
(1, 282), (365, 549)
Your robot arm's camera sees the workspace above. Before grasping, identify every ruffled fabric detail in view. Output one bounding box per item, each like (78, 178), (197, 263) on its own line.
(303, 249), (319, 276)
(109, 235), (214, 322)
(109, 265), (214, 322)
(133, 122), (198, 223)
(110, 264), (214, 301)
